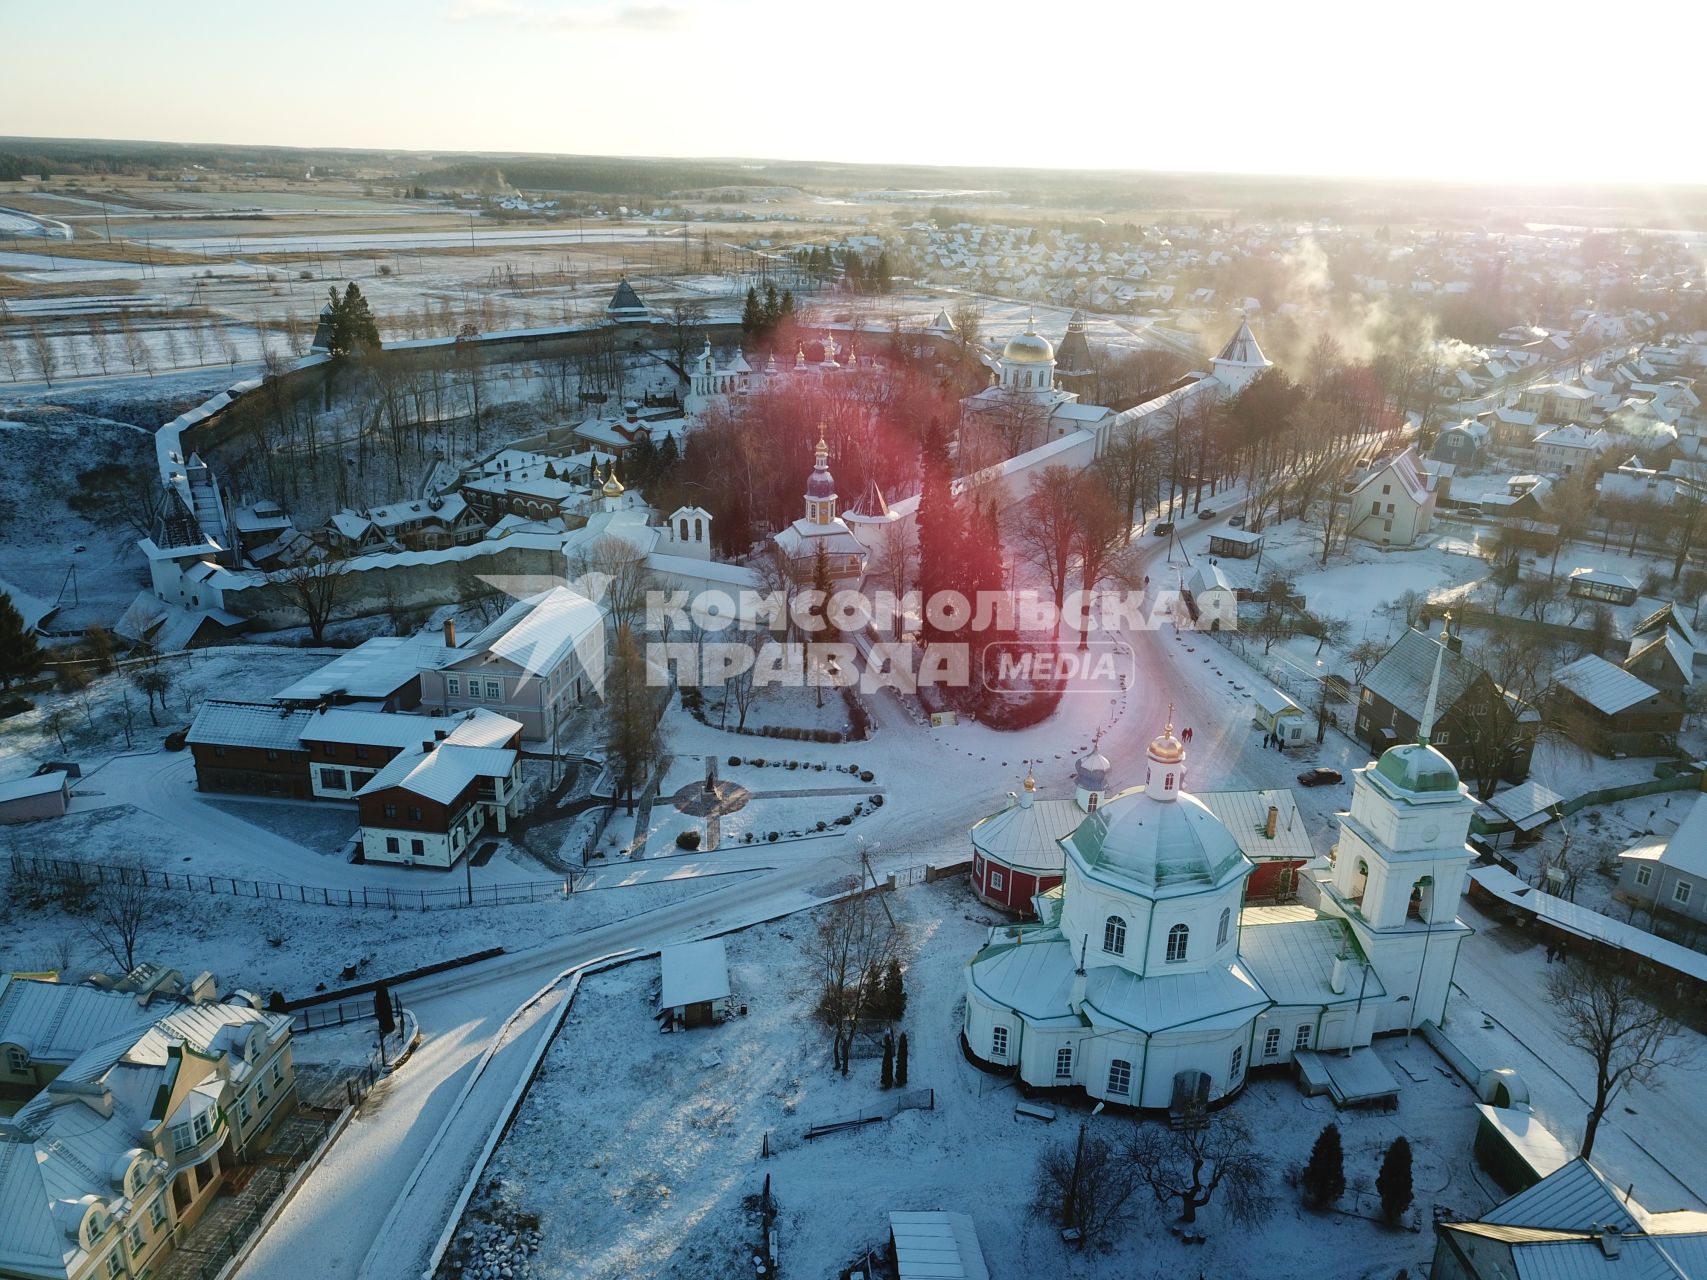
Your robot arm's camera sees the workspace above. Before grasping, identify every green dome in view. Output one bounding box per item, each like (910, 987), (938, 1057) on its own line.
(1375, 742), (1460, 794)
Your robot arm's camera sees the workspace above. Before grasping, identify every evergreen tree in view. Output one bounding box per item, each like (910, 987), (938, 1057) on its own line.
(779, 289), (796, 318)
(880, 1031), (895, 1089)
(809, 541), (835, 638)
(879, 957), (906, 1020)
(914, 420), (963, 647)
(896, 1031), (909, 1086)
(1300, 1123), (1346, 1208)
(655, 433), (680, 478)
(0, 592), (43, 689)
(741, 286), (763, 339)
(1377, 1137), (1413, 1223)
(761, 280), (781, 328)
(325, 282), (381, 356)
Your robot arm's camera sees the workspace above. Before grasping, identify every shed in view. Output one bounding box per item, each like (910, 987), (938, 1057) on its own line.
(1251, 689), (1306, 743)
(1208, 528), (1265, 559)
(0, 770), (70, 824)
(658, 938), (730, 1029)
(888, 1211), (990, 1280)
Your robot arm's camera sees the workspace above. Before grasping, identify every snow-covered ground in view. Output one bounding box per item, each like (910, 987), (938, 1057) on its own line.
(466, 878), (1488, 1280)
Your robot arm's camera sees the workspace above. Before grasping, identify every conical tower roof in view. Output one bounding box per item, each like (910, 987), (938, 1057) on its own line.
(1213, 319), (1269, 367)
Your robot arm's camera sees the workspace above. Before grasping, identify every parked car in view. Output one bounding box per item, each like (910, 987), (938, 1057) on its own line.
(1152, 522), (1175, 537)
(1228, 514), (1245, 527)
(1297, 767), (1343, 787)
(1197, 508), (1216, 520)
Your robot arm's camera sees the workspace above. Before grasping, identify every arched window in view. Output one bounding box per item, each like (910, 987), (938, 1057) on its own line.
(1166, 923), (1189, 963)
(1264, 1026), (1282, 1058)
(1086, 792), (1098, 813)
(1217, 907), (1231, 948)
(1055, 1046), (1073, 1079)
(1103, 915), (1126, 955)
(694, 518), (703, 541)
(1410, 875), (1435, 922)
(1164, 773), (1175, 790)
(679, 518), (689, 540)
(1107, 1059), (1132, 1096)
(1351, 858), (1369, 904)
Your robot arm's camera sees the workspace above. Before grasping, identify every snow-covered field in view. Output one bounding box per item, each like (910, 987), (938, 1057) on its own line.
(466, 878), (1487, 1280)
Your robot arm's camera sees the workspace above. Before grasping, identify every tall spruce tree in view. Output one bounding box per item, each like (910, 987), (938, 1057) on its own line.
(914, 420), (963, 647)
(741, 286), (763, 339)
(0, 592), (42, 689)
(1377, 1138), (1413, 1223)
(1300, 1123), (1346, 1207)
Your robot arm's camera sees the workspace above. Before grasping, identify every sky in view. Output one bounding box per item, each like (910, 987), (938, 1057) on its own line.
(3, 0), (1704, 187)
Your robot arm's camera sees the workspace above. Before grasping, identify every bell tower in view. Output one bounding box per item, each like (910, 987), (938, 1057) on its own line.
(1322, 633), (1476, 1030)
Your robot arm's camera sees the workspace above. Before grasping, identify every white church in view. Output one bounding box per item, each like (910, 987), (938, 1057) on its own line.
(962, 655), (1476, 1111)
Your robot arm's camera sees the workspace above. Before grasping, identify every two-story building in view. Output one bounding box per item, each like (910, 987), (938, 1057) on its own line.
(1616, 793), (1707, 926)
(418, 586), (607, 746)
(355, 725), (523, 868)
(1335, 447), (1437, 547)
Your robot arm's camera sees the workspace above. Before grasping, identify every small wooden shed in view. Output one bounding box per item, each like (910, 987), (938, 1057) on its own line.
(0, 770), (70, 824)
(658, 938), (731, 1029)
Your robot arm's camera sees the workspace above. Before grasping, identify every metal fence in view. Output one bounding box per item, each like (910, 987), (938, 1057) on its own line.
(7, 853), (580, 912)
(291, 991), (402, 1036)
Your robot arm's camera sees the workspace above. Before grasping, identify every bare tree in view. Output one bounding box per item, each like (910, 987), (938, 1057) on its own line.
(569, 535), (655, 634)
(130, 662), (173, 726)
(1127, 1104), (1275, 1225)
(1545, 959), (1688, 1161)
(275, 550), (351, 643)
(804, 891), (902, 1075)
(79, 859), (153, 975)
(1033, 1129), (1142, 1246)
(25, 322), (57, 386)
(1012, 465), (1080, 612)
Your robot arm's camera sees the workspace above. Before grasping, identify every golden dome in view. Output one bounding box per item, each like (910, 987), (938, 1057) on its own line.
(602, 467), (625, 498)
(1022, 768), (1037, 792)
(1002, 330), (1055, 364)
(1148, 705), (1185, 764)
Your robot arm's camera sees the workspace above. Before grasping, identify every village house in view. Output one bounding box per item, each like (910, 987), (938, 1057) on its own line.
(1334, 447), (1437, 547)
(0, 769), (72, 825)
(1615, 792), (1707, 927)
(327, 493), (485, 554)
(354, 725), (522, 869)
(1549, 654), (1680, 757)
(1357, 626), (1538, 785)
(0, 972), (295, 1280)
(1181, 561), (1239, 631)
(1624, 603), (1698, 693)
(1430, 419), (1490, 468)
(1532, 424), (1610, 477)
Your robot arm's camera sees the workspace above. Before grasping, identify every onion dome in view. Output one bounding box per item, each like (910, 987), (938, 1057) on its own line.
(1075, 747), (1111, 792)
(805, 429), (837, 499)
(1002, 326), (1055, 365)
(1147, 706), (1185, 765)
(601, 468), (625, 498)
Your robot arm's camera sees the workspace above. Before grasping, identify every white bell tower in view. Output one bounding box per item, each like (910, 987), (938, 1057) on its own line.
(666, 505), (713, 561)
(1321, 633), (1476, 1031)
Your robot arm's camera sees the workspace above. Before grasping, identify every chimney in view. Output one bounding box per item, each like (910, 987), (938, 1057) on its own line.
(443, 618), (457, 648)
(1069, 936), (1088, 1011)
(1330, 952), (1350, 995)
(1265, 805), (1279, 839)
(434, 729), (448, 741)
(422, 741), (436, 754)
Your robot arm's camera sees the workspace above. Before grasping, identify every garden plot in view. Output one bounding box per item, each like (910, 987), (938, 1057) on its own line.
(462, 878), (1489, 1280)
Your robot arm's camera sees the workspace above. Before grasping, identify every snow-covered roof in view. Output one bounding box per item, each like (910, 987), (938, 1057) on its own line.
(186, 701), (312, 751)
(1567, 567), (1636, 591)
(970, 797), (1080, 871)
(0, 771), (68, 805)
(889, 1211), (989, 1280)
(355, 742), (516, 805)
(274, 633), (457, 703)
(1186, 562), (1235, 596)
(1238, 911), (1382, 1007)
(1481, 779), (1566, 831)
(1553, 654), (1660, 715)
(1471, 865), (1707, 986)
(1196, 789), (1316, 863)
(460, 587), (606, 687)
(299, 705), (517, 750)
(1362, 629), (1479, 717)
(0, 977), (162, 1065)
(1620, 795), (1707, 880)
(658, 939), (730, 1011)
(1212, 320), (1269, 367)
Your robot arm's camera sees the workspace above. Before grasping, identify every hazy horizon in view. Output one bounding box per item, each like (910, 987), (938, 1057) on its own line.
(5, 0), (1704, 189)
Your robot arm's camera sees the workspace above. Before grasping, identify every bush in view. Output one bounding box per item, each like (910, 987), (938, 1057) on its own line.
(869, 794), (884, 808)
(1301, 1123), (1345, 1208)
(833, 815), (852, 826)
(815, 820), (827, 832)
(675, 830), (702, 850)
(727, 755), (741, 767)
(787, 760), (799, 770)
(859, 770), (875, 783)
(767, 831), (779, 842)
(1377, 1138), (1413, 1223)
(751, 757), (766, 767)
